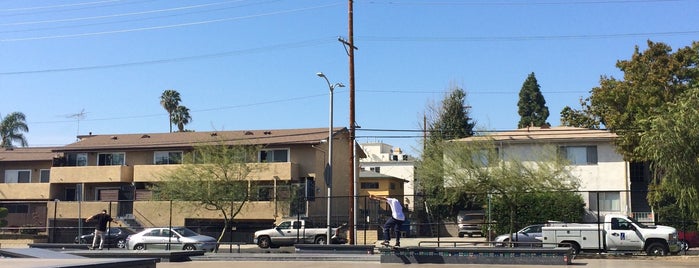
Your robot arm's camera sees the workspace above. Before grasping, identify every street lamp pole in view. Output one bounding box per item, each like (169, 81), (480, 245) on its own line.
(317, 72), (345, 244)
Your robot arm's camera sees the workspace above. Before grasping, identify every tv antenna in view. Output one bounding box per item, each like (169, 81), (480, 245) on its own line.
(65, 109), (87, 139)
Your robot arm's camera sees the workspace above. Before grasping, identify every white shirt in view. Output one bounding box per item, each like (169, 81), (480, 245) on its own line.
(386, 198), (405, 221)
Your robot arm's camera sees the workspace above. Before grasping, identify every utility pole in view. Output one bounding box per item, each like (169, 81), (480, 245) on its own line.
(347, 0), (357, 245)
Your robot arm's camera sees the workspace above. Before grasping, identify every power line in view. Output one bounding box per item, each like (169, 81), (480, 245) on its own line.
(358, 30), (699, 43)
(0, 0), (155, 17)
(0, 3), (342, 42)
(366, 0), (686, 6)
(0, 0), (122, 12)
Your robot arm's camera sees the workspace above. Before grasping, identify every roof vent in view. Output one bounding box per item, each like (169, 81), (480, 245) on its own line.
(264, 131), (272, 135)
(210, 132), (218, 137)
(244, 131), (254, 135)
(141, 134), (151, 138)
(110, 136), (118, 140)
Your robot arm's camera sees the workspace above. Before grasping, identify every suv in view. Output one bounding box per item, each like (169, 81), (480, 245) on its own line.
(457, 211), (485, 237)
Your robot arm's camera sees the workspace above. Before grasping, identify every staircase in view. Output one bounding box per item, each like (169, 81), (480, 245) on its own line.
(117, 214), (144, 231)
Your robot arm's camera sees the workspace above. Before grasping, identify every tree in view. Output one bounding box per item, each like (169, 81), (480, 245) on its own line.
(419, 138), (579, 239)
(560, 97), (601, 129)
(490, 191), (585, 235)
(588, 41), (699, 161)
(427, 86), (476, 141)
(1, 112), (29, 148)
(152, 141), (263, 247)
(517, 73), (550, 128)
(172, 105), (192, 132)
(638, 88), (699, 219)
(0, 207), (8, 228)
(419, 85), (477, 218)
(160, 90), (181, 133)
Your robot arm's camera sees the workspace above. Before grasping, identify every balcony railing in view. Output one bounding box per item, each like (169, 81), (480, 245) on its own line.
(0, 183), (51, 199)
(133, 162), (298, 182)
(50, 166), (134, 183)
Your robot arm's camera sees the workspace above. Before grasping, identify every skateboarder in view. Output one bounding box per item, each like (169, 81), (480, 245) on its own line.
(370, 194), (405, 247)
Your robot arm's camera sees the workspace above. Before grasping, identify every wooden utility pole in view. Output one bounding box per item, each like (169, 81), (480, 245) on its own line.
(347, 0), (356, 245)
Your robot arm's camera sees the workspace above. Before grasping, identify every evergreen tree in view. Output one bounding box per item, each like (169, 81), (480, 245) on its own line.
(517, 73), (550, 128)
(428, 86), (475, 141)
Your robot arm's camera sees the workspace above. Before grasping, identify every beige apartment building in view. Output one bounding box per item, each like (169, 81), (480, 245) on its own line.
(1, 127), (358, 243)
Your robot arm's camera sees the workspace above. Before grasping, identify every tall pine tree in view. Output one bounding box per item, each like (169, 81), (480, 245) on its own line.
(517, 73), (550, 128)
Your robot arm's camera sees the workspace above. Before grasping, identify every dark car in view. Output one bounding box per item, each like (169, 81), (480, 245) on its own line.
(457, 211), (485, 237)
(75, 227), (135, 249)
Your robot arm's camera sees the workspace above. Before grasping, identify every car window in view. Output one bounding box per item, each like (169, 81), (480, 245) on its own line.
(277, 221), (291, 229)
(144, 229), (160, 236)
(161, 229), (172, 237)
(173, 227), (198, 237)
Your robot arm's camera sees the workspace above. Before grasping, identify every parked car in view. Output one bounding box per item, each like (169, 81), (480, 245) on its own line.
(457, 211), (485, 237)
(678, 231), (699, 251)
(74, 227), (135, 249)
(494, 224), (543, 247)
(253, 219), (347, 248)
(125, 227), (218, 252)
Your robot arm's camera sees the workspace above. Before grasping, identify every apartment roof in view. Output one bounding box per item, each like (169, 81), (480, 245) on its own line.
(0, 147), (60, 162)
(359, 170), (408, 182)
(56, 127), (347, 152)
(455, 126), (617, 143)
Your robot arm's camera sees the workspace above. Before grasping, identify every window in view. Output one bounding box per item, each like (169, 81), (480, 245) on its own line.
(369, 167), (381, 173)
(2, 204), (29, 213)
(98, 152), (125, 166)
(40, 169), (50, 183)
(154, 151), (182, 164)
(65, 153), (88, 166)
(560, 146), (597, 165)
(361, 182), (379, 189)
(589, 191), (620, 211)
(259, 149), (288, 163)
(4, 170), (31, 183)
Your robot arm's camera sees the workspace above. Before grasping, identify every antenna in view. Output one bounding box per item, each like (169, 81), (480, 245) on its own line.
(65, 109), (87, 139)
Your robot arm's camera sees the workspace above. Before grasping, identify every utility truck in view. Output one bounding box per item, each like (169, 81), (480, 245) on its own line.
(541, 214), (680, 256)
(253, 219), (346, 248)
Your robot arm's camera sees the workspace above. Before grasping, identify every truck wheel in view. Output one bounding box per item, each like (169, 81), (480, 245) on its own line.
(257, 236), (272, 249)
(646, 242), (668, 256)
(559, 242), (580, 255)
(458, 233), (464, 238)
(315, 235), (327, 244)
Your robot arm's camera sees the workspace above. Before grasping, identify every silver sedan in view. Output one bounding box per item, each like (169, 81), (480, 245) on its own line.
(494, 224), (544, 247)
(125, 227), (218, 251)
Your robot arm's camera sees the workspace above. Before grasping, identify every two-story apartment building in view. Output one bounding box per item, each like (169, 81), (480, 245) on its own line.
(1, 127), (359, 243)
(454, 126), (652, 222)
(0, 147), (58, 231)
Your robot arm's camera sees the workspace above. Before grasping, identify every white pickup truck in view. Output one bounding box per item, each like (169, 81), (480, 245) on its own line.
(541, 214), (680, 255)
(253, 219), (346, 248)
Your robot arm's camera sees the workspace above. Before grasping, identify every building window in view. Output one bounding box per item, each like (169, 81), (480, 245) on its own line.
(2, 204), (29, 213)
(65, 153), (88, 166)
(98, 152), (125, 166)
(4, 170), (31, 183)
(560, 146), (597, 165)
(40, 169), (50, 183)
(390, 183), (396, 190)
(154, 151), (183, 164)
(369, 167), (381, 173)
(259, 149), (288, 163)
(361, 182), (379, 189)
(589, 191), (620, 212)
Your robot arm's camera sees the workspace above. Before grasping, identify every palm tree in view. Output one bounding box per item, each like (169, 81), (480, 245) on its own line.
(160, 90), (181, 133)
(1, 112), (29, 148)
(172, 105), (192, 132)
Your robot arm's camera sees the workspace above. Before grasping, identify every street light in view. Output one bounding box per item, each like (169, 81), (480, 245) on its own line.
(317, 72), (345, 244)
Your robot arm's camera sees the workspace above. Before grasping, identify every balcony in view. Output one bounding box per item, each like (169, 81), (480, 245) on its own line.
(133, 162), (299, 182)
(50, 166), (134, 183)
(0, 183), (51, 199)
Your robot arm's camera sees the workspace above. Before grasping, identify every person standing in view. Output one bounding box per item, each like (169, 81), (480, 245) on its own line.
(86, 209), (114, 250)
(370, 194), (405, 247)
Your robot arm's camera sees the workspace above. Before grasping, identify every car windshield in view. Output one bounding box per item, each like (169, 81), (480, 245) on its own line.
(173, 227), (199, 237)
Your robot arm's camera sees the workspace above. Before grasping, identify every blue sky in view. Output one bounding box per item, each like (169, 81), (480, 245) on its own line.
(1, 0), (697, 156)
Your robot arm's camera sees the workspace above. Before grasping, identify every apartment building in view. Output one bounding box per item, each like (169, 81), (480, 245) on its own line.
(1, 127), (358, 243)
(359, 143), (415, 210)
(454, 126), (652, 221)
(0, 147), (58, 231)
